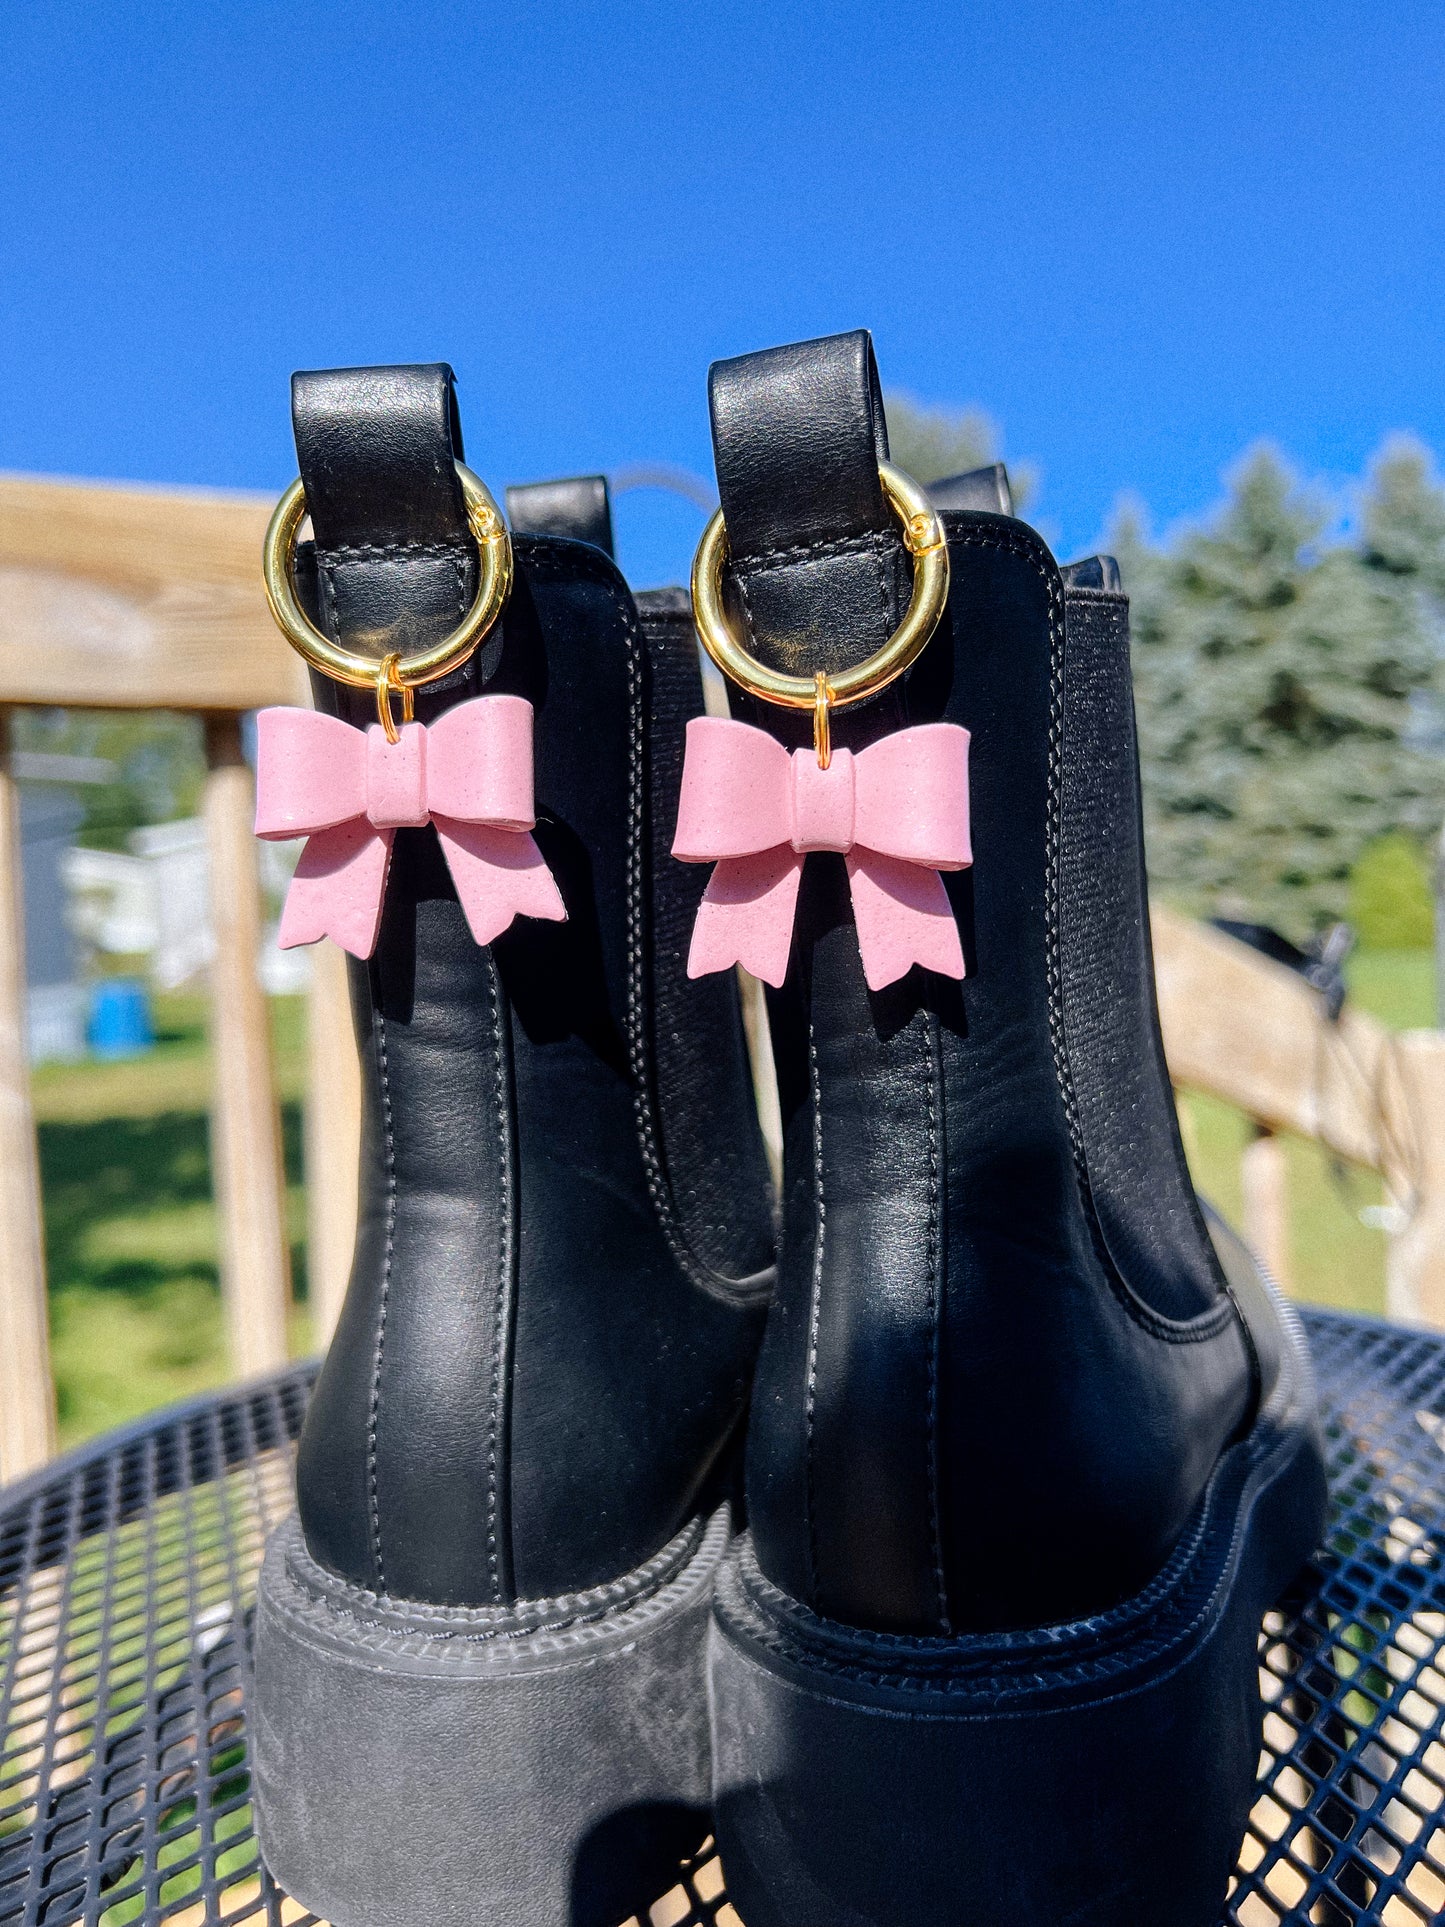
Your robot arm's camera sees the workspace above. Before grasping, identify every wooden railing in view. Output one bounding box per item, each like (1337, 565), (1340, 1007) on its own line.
(0, 473), (1440, 1482)
(0, 473), (360, 1481)
(1153, 908), (1445, 1323)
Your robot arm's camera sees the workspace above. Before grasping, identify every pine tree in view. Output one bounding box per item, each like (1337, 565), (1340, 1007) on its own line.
(1125, 444), (1445, 941)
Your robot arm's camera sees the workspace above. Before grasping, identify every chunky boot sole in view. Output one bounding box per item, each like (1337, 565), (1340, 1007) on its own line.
(709, 1303), (1327, 1927)
(252, 1503), (729, 1927)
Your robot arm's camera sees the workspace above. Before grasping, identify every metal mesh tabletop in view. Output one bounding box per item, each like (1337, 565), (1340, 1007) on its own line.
(2, 1307), (1444, 1927)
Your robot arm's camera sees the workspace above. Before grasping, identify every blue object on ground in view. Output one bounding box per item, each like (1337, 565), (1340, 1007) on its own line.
(87, 976), (154, 1059)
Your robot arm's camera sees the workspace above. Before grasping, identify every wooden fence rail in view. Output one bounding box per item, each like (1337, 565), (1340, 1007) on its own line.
(0, 472), (1439, 1481)
(1152, 908), (1445, 1323)
(0, 474), (356, 1480)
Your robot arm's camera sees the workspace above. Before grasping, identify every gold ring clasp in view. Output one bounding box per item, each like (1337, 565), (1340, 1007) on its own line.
(690, 460), (950, 738)
(262, 461), (514, 693)
(812, 672), (834, 770)
(375, 654), (415, 744)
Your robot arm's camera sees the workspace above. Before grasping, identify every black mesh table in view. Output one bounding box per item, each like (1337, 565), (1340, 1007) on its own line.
(2, 1307), (1444, 1927)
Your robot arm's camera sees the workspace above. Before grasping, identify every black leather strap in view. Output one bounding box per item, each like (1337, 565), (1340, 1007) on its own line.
(505, 475), (614, 557)
(708, 331), (908, 711)
(929, 462), (1014, 515)
(292, 364), (477, 672)
(1060, 553), (1122, 592)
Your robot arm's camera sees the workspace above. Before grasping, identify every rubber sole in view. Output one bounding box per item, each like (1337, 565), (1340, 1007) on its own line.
(251, 1503), (728, 1927)
(709, 1316), (1328, 1927)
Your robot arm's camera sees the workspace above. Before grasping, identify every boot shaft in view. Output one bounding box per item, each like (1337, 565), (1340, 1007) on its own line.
(703, 332), (1256, 1635)
(287, 364), (773, 1605)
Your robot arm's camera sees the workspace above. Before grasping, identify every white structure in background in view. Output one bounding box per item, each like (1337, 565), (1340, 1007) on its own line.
(23, 788), (88, 1062)
(63, 819), (308, 998)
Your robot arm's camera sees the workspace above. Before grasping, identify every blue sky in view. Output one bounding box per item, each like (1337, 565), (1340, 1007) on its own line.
(3, 1), (1444, 585)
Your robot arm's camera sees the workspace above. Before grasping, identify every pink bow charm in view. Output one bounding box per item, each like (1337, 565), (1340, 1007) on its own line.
(672, 716), (971, 992)
(254, 695), (566, 959)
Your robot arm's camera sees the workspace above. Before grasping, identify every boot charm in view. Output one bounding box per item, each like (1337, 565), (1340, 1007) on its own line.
(673, 714), (969, 989)
(255, 693), (566, 958)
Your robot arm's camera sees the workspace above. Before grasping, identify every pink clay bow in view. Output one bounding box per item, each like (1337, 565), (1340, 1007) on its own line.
(254, 695), (566, 960)
(672, 717), (971, 992)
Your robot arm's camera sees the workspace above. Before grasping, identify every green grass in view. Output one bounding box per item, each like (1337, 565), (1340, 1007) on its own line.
(1344, 946), (1438, 1030)
(39, 993), (312, 1448)
(36, 952), (1439, 1448)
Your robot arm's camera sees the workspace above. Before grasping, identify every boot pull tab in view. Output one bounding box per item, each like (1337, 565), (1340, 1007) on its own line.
(704, 330), (910, 743)
(505, 474), (614, 557)
(676, 331), (966, 993)
(253, 364), (564, 960)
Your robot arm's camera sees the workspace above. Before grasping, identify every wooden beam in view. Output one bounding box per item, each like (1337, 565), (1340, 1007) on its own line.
(203, 716), (291, 1378)
(1383, 1030), (1445, 1327)
(0, 473), (308, 712)
(1240, 1127), (1292, 1294)
(1152, 906), (1389, 1171)
(305, 939), (361, 1349)
(1155, 906), (1445, 1331)
(0, 710), (56, 1478)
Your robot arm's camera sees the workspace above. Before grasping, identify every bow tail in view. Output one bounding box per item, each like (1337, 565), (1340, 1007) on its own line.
(688, 849), (804, 988)
(280, 822), (395, 958)
(434, 818), (567, 946)
(846, 851), (965, 992)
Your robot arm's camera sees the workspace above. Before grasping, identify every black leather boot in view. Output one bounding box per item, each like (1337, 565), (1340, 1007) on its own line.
(680, 334), (1327, 1927)
(249, 368), (773, 1927)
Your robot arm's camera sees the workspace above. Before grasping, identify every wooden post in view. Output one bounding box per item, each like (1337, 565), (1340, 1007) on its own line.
(0, 710), (56, 1477)
(203, 716), (290, 1378)
(1385, 1030), (1445, 1328)
(305, 938), (361, 1348)
(1241, 1124), (1292, 1294)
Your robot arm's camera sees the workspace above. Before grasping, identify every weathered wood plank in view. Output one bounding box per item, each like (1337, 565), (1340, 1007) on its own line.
(1155, 906), (1445, 1329)
(0, 711), (56, 1478)
(1153, 906), (1389, 1170)
(1240, 1128), (1292, 1293)
(203, 717), (291, 1377)
(0, 473), (307, 712)
(1383, 1030), (1445, 1327)
(305, 938), (361, 1349)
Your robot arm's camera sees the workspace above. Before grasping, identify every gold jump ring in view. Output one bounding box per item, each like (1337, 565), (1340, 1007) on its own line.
(262, 461), (514, 691)
(690, 461), (950, 719)
(374, 654), (416, 744)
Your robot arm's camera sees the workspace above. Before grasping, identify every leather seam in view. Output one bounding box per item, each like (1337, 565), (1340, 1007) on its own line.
(270, 1511), (729, 1666)
(319, 553), (341, 642)
(1066, 591), (1238, 1335)
(735, 529), (897, 571)
(366, 999), (398, 1596)
(1061, 586), (1128, 609)
(275, 1510), (712, 1645)
(317, 539), (472, 561)
(950, 524), (1234, 1347)
(923, 1015), (950, 1632)
(719, 1388), (1299, 1689)
(484, 954), (510, 1603)
(600, 548), (775, 1307)
(277, 1510), (709, 1634)
(520, 540), (772, 1300)
(734, 566), (760, 648)
(804, 1017), (826, 1607)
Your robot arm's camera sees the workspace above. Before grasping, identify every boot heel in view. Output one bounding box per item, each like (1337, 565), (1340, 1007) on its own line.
(253, 1505), (730, 1927)
(710, 1401), (1325, 1927)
